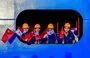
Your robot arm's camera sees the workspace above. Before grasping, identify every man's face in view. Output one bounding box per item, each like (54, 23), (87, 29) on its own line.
(35, 28), (40, 32)
(48, 28), (53, 31)
(23, 28), (29, 31)
(64, 27), (70, 33)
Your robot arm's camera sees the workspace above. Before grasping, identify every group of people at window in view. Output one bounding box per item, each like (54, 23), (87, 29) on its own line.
(16, 22), (78, 44)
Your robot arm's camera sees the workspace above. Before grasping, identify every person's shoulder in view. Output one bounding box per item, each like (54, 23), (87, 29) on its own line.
(69, 31), (74, 35)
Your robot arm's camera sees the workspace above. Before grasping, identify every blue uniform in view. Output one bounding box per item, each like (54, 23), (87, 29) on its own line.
(40, 30), (57, 44)
(47, 33), (56, 44)
(47, 30), (56, 44)
(64, 31), (75, 44)
(74, 30), (78, 35)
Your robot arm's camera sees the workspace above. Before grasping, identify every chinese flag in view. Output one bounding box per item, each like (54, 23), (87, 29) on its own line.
(39, 29), (47, 39)
(35, 35), (41, 41)
(1, 28), (15, 43)
(17, 27), (23, 32)
(21, 31), (34, 43)
(59, 28), (64, 39)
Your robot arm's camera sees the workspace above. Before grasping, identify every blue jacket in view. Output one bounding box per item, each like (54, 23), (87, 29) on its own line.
(47, 33), (56, 44)
(64, 31), (75, 44)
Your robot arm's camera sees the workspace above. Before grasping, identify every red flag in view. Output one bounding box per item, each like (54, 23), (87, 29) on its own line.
(35, 29), (47, 41)
(17, 26), (23, 33)
(35, 35), (41, 41)
(40, 30), (47, 39)
(59, 27), (64, 39)
(1, 28), (15, 43)
(21, 31), (34, 43)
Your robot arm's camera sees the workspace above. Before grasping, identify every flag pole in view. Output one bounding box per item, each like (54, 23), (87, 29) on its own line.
(57, 22), (59, 34)
(56, 22), (59, 44)
(78, 17), (80, 38)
